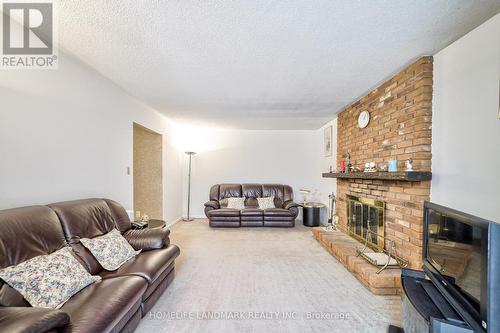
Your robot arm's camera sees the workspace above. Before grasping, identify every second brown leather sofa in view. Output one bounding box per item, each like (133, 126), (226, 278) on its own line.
(204, 184), (300, 228)
(0, 198), (180, 333)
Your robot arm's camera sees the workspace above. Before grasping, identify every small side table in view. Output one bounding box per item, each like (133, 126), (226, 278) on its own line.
(302, 203), (325, 227)
(148, 219), (166, 229)
(132, 219), (166, 229)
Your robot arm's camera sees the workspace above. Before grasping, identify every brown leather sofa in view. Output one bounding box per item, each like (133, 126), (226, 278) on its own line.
(204, 184), (300, 228)
(0, 198), (180, 333)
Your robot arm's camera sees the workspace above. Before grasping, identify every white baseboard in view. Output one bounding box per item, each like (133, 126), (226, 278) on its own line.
(166, 216), (183, 229)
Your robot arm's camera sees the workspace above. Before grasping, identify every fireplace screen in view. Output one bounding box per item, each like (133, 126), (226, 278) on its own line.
(346, 195), (385, 250)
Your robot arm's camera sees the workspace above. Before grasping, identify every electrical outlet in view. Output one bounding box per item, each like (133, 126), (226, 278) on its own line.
(135, 211), (141, 218)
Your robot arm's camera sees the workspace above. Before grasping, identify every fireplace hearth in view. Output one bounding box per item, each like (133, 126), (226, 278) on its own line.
(346, 195), (385, 250)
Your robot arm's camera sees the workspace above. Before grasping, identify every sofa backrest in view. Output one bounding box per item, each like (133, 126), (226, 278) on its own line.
(103, 199), (132, 232)
(48, 199), (116, 242)
(0, 206), (67, 269)
(48, 198), (129, 274)
(209, 184), (294, 208)
(0, 205), (67, 306)
(242, 184), (263, 207)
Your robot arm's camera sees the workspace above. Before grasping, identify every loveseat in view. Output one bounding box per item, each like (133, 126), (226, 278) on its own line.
(204, 184), (300, 227)
(0, 198), (180, 333)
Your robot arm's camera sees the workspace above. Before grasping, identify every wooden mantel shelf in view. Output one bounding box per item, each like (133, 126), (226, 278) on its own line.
(322, 171), (432, 182)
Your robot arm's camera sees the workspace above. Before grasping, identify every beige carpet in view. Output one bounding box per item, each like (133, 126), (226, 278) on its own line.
(136, 220), (401, 333)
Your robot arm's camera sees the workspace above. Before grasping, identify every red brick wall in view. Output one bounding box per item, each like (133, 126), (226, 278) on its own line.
(336, 57), (432, 269)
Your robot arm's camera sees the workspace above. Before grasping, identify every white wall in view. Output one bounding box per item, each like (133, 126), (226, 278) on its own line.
(432, 13), (500, 222)
(317, 118), (337, 202)
(175, 127), (320, 218)
(0, 51), (184, 224)
(316, 118), (338, 222)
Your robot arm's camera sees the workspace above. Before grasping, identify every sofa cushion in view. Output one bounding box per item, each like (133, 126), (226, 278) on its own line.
(48, 199), (119, 274)
(241, 209), (264, 226)
(244, 197), (258, 208)
(0, 307), (70, 333)
(263, 208), (293, 217)
(60, 276), (147, 333)
(141, 262), (175, 307)
(242, 184), (263, 198)
(0, 206), (67, 269)
(264, 220), (295, 227)
(103, 199), (132, 233)
(209, 184), (220, 201)
(241, 220), (264, 227)
(218, 184), (242, 200)
(207, 208), (240, 217)
(69, 243), (104, 275)
(99, 245), (180, 301)
(0, 283), (29, 307)
(209, 220), (240, 227)
(240, 209), (263, 216)
(227, 197), (245, 210)
(99, 245), (180, 284)
(80, 229), (141, 271)
(0, 205), (68, 307)
(0, 247), (100, 308)
(262, 184), (285, 207)
(283, 185), (294, 202)
(257, 197), (276, 209)
(48, 199), (116, 243)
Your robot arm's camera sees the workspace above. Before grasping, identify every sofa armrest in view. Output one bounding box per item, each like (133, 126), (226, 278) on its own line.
(204, 200), (220, 209)
(0, 307), (70, 333)
(204, 200), (220, 217)
(283, 200), (300, 210)
(124, 228), (170, 251)
(283, 200), (300, 218)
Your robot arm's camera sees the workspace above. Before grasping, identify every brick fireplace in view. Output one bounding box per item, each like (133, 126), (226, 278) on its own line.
(335, 56), (433, 270)
(314, 57), (433, 294)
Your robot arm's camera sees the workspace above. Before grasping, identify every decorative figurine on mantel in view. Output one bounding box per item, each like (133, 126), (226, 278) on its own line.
(364, 162), (377, 173)
(405, 158), (414, 172)
(378, 163), (388, 172)
(347, 153), (353, 173)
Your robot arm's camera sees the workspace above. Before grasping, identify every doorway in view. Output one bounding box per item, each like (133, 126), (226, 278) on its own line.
(133, 123), (163, 219)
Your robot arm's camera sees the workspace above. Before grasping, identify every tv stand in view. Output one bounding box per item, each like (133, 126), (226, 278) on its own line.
(421, 281), (461, 323)
(399, 269), (475, 333)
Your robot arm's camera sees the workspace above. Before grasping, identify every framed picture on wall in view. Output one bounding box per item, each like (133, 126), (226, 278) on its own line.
(324, 125), (332, 157)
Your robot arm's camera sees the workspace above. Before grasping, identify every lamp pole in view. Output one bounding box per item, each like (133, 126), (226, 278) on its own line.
(183, 152), (196, 221)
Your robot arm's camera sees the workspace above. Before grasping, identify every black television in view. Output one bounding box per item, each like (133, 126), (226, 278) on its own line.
(423, 202), (500, 332)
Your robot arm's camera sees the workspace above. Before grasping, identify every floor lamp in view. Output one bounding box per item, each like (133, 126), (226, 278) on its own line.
(183, 151), (196, 221)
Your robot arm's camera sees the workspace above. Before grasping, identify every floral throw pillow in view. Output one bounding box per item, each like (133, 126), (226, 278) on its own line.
(0, 247), (100, 309)
(257, 197), (276, 209)
(80, 229), (141, 271)
(227, 197), (246, 210)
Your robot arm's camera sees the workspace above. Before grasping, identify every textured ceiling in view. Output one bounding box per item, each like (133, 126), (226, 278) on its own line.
(56, 1), (500, 129)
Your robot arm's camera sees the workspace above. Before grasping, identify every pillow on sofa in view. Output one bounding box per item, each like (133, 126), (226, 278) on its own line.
(0, 247), (100, 309)
(227, 197), (245, 209)
(257, 197), (276, 209)
(80, 229), (140, 271)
